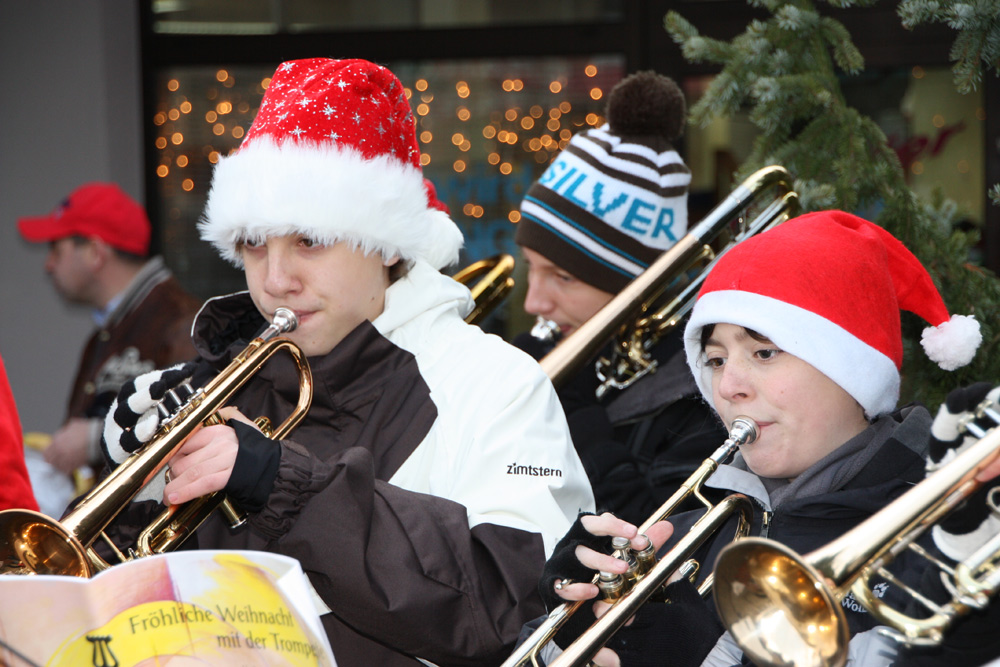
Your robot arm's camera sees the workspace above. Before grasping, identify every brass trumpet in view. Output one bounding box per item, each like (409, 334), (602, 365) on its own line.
(502, 417), (759, 667)
(452, 253), (516, 326)
(0, 307), (312, 578)
(713, 398), (1000, 667)
(539, 165), (798, 393)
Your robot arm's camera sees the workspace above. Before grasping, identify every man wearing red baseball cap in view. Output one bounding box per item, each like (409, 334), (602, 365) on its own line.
(17, 182), (201, 490)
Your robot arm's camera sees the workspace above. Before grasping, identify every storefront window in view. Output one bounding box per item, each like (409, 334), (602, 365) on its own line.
(151, 0), (623, 33)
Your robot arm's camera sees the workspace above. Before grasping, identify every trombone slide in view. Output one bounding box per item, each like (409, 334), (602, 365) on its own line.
(540, 165), (797, 389)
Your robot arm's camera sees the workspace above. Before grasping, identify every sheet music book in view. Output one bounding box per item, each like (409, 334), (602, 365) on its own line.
(0, 549), (336, 667)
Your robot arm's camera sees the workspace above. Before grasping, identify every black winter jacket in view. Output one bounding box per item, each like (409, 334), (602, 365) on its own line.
(542, 405), (997, 667)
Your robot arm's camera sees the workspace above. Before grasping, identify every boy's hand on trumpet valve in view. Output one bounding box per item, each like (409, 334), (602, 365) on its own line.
(553, 514), (673, 603)
(543, 514), (674, 667)
(165, 406), (280, 515)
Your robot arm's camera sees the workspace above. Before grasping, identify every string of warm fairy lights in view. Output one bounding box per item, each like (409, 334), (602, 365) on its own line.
(152, 63), (982, 223)
(151, 62), (612, 226)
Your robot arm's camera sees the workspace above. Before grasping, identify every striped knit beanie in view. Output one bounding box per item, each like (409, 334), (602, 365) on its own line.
(515, 70), (690, 293)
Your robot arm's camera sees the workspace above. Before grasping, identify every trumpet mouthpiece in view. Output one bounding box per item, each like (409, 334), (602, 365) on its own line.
(272, 307), (299, 334)
(729, 417), (759, 445)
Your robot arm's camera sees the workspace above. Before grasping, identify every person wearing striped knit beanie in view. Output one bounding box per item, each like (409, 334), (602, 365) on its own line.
(513, 70), (728, 525)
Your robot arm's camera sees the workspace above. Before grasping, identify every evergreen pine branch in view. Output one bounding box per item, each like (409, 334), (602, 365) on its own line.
(819, 17), (866, 72)
(898, 0), (1000, 93)
(665, 0), (1000, 409)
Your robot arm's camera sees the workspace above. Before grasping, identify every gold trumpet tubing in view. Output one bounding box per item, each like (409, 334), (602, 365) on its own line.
(954, 525), (1000, 606)
(0, 310), (311, 578)
(716, 420), (1000, 667)
(130, 336), (312, 560)
(452, 253), (516, 325)
(549, 494), (754, 667)
(499, 443), (738, 667)
(860, 491), (1000, 646)
(851, 559), (964, 647)
(499, 600), (585, 667)
(638, 417), (758, 532)
(813, 432), (1000, 646)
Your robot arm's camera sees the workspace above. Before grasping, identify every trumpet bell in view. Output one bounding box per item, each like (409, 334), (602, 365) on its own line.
(0, 307), (312, 578)
(0, 509), (90, 577)
(714, 537), (848, 667)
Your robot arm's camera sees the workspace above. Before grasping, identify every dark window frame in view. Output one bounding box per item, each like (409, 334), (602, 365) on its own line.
(139, 0), (997, 271)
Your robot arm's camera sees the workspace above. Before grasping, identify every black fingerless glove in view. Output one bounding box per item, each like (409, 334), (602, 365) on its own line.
(608, 579), (724, 667)
(224, 420), (281, 513)
(538, 512), (613, 648)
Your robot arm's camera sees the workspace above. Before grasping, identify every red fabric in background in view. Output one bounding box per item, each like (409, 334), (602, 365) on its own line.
(0, 355), (39, 511)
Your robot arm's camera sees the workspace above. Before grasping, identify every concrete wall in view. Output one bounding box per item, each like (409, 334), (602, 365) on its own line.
(0, 0), (143, 433)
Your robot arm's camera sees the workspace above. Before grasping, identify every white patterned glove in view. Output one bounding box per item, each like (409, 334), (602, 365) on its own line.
(101, 362), (198, 502)
(928, 383), (1000, 561)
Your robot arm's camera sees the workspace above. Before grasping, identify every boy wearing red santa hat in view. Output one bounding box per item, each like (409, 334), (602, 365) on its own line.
(99, 57), (594, 667)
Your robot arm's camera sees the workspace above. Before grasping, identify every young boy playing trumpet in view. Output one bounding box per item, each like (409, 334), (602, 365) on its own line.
(536, 209), (1000, 666)
(96, 57), (594, 667)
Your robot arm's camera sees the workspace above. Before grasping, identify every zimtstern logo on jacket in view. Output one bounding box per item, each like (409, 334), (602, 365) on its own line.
(507, 462), (563, 478)
(841, 582), (889, 613)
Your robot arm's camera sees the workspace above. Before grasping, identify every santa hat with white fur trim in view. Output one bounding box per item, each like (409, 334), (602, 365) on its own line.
(199, 58), (462, 270)
(683, 210), (982, 417)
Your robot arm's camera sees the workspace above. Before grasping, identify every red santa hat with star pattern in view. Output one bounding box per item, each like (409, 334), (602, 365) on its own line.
(200, 58), (462, 270)
(683, 210), (982, 417)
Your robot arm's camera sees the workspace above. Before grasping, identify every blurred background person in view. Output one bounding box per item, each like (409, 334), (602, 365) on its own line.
(17, 182), (200, 506)
(514, 70), (727, 524)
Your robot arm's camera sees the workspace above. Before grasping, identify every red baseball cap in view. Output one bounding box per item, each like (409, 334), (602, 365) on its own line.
(17, 182), (151, 256)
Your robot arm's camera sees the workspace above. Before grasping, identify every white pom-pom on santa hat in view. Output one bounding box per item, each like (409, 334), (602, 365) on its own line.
(199, 58), (462, 270)
(921, 314), (983, 371)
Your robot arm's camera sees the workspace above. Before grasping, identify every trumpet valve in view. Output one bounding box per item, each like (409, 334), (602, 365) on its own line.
(677, 558), (700, 585)
(611, 536), (640, 589)
(598, 571), (626, 602)
(632, 534), (657, 577)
